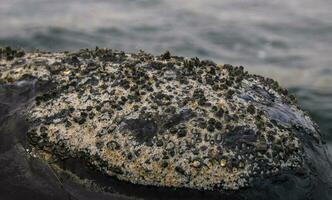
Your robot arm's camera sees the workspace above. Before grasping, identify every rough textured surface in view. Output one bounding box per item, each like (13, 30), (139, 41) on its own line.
(0, 47), (322, 191)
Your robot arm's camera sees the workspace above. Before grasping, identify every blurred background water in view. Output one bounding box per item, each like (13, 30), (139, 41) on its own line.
(0, 0), (331, 153)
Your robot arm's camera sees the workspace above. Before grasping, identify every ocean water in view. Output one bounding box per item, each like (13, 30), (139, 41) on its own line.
(0, 0), (332, 199)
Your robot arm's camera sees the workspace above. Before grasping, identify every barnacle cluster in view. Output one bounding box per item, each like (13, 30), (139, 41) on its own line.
(0, 47), (321, 191)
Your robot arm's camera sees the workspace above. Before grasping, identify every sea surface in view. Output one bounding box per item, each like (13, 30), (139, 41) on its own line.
(0, 0), (332, 199)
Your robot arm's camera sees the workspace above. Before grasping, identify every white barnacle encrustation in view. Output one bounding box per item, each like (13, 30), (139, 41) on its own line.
(0, 47), (321, 191)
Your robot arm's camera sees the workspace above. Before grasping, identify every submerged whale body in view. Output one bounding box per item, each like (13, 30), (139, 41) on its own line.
(0, 47), (331, 199)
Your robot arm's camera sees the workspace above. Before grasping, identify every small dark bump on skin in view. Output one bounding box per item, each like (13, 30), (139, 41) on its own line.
(177, 129), (187, 138)
(122, 118), (158, 144)
(247, 104), (256, 114)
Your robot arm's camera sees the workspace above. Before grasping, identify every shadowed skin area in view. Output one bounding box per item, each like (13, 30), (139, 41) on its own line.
(0, 47), (331, 198)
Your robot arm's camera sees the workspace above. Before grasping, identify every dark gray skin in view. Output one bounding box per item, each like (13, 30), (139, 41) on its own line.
(0, 47), (331, 200)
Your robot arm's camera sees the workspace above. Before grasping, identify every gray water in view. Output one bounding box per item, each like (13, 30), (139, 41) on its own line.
(0, 0), (332, 199)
